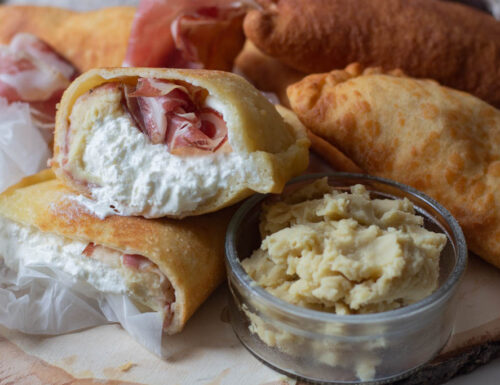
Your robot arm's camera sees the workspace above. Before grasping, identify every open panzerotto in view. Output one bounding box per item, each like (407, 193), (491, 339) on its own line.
(51, 68), (309, 218)
(0, 169), (232, 334)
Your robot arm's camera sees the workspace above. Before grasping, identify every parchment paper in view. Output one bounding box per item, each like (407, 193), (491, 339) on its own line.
(0, 97), (50, 193)
(0, 242), (167, 356)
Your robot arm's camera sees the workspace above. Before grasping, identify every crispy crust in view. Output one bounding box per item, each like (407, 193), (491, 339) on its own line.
(0, 169), (232, 334)
(307, 130), (363, 174)
(51, 67), (310, 218)
(0, 5), (135, 71)
(288, 63), (500, 268)
(245, 0), (500, 107)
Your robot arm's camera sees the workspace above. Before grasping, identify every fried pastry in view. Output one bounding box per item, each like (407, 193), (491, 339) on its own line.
(51, 68), (310, 218)
(288, 63), (500, 268)
(234, 40), (305, 107)
(0, 5), (135, 71)
(245, 0), (500, 107)
(0, 169), (232, 334)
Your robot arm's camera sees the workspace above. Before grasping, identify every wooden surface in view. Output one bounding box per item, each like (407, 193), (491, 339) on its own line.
(0, 336), (140, 385)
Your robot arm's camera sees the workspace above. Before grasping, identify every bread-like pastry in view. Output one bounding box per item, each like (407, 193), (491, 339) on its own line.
(51, 68), (310, 218)
(245, 0), (500, 107)
(288, 63), (500, 268)
(0, 5), (135, 71)
(0, 169), (232, 334)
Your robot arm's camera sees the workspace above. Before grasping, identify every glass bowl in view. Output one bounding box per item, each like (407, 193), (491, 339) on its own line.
(225, 173), (467, 384)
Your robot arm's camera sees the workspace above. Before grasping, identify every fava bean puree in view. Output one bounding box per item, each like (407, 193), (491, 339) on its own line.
(242, 178), (447, 314)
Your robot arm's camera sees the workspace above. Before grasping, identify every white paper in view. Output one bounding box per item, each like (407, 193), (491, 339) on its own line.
(486, 0), (500, 18)
(0, 97), (50, 193)
(0, 257), (165, 356)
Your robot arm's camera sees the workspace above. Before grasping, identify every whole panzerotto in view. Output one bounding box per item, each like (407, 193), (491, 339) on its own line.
(51, 68), (310, 218)
(245, 0), (500, 107)
(288, 63), (500, 268)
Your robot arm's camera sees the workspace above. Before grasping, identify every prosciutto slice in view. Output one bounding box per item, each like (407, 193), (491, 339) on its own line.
(0, 33), (77, 132)
(122, 254), (153, 270)
(124, 0), (250, 70)
(124, 78), (228, 153)
(80, 241), (176, 329)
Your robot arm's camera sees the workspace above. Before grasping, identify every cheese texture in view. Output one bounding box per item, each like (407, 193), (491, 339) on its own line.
(0, 216), (169, 312)
(74, 114), (259, 218)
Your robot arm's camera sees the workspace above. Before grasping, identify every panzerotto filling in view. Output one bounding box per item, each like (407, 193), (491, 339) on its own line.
(66, 77), (230, 159)
(62, 76), (257, 217)
(0, 33), (77, 131)
(82, 243), (175, 327)
(122, 78), (229, 154)
(0, 217), (176, 329)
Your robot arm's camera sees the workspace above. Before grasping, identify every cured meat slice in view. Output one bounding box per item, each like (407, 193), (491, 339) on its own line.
(0, 33), (77, 132)
(124, 0), (248, 70)
(124, 78), (228, 152)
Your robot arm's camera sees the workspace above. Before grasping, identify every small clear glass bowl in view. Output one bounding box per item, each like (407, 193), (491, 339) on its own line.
(225, 173), (467, 384)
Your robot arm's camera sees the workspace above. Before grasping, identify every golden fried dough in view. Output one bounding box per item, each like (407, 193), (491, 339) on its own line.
(235, 40), (305, 106)
(288, 63), (500, 268)
(0, 169), (232, 334)
(0, 5), (135, 71)
(306, 130), (362, 174)
(245, 0), (500, 107)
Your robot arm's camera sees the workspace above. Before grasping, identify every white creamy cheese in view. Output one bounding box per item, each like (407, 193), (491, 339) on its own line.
(80, 115), (257, 218)
(0, 217), (127, 294)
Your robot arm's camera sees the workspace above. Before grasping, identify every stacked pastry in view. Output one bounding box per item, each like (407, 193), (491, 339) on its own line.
(0, 67), (310, 335)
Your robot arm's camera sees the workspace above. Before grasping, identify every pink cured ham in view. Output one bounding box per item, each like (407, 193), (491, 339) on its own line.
(81, 242), (176, 329)
(124, 78), (228, 153)
(124, 0), (249, 70)
(122, 254), (153, 270)
(0, 33), (77, 131)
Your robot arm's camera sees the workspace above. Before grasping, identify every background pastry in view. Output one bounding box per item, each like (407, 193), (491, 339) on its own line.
(245, 0), (500, 107)
(234, 40), (304, 107)
(0, 5), (135, 71)
(288, 63), (500, 268)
